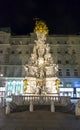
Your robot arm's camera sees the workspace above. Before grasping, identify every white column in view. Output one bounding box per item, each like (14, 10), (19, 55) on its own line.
(29, 100), (33, 112)
(51, 100), (55, 112)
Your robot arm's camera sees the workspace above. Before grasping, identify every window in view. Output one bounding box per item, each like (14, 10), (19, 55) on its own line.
(65, 60), (69, 64)
(57, 51), (61, 54)
(19, 41), (22, 44)
(18, 51), (22, 54)
(57, 41), (60, 44)
(74, 69), (78, 76)
(66, 82), (72, 87)
(7, 66), (14, 77)
(11, 51), (15, 54)
(27, 42), (30, 45)
(14, 67), (22, 77)
(50, 50), (53, 53)
(58, 60), (61, 64)
(0, 50), (3, 53)
(0, 40), (3, 44)
(72, 50), (76, 54)
(26, 51), (29, 54)
(64, 41), (67, 44)
(0, 55), (4, 64)
(59, 82), (64, 87)
(65, 51), (68, 54)
(66, 69), (70, 76)
(58, 69), (62, 76)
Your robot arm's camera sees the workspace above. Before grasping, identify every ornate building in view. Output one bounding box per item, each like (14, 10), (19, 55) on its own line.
(0, 29), (80, 97)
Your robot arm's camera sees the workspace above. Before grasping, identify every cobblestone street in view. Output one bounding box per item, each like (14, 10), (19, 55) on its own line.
(0, 107), (80, 130)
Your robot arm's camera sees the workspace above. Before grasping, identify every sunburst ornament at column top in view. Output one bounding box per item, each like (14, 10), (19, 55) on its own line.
(34, 20), (49, 35)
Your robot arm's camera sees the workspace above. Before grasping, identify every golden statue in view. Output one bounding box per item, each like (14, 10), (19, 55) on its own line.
(23, 79), (28, 93)
(34, 20), (48, 35)
(55, 79), (60, 92)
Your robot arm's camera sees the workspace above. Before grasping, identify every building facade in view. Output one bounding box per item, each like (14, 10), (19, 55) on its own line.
(0, 30), (80, 97)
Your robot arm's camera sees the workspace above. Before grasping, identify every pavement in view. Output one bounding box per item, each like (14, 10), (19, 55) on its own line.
(0, 107), (80, 130)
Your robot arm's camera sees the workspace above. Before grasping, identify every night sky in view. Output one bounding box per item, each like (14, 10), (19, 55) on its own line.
(0, 0), (80, 35)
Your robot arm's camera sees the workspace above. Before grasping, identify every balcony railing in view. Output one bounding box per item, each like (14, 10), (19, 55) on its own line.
(12, 95), (71, 106)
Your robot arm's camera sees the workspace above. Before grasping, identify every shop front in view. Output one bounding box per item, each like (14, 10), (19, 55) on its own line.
(6, 78), (24, 96)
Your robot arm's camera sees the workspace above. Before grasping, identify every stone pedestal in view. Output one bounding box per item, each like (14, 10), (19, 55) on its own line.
(5, 102), (10, 114)
(25, 77), (58, 94)
(75, 100), (80, 116)
(51, 100), (55, 112)
(29, 100), (33, 112)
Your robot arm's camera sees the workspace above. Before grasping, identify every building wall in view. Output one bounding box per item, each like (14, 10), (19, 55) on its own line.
(0, 31), (80, 97)
(0, 32), (80, 77)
